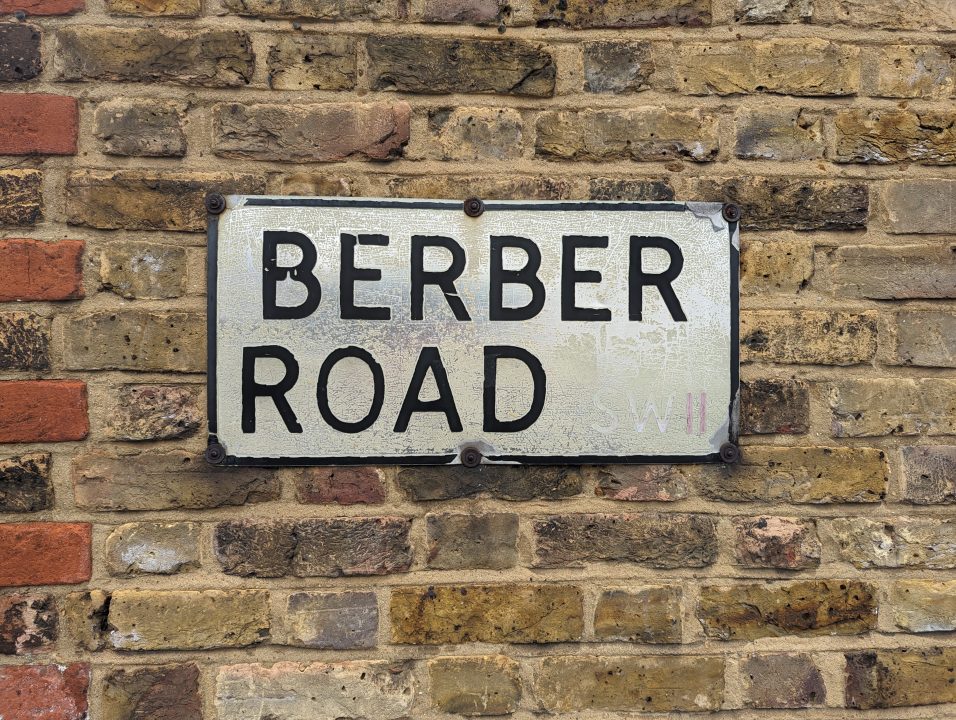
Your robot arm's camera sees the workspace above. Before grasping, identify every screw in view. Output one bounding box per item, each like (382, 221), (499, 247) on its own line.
(205, 442), (226, 465)
(205, 192), (226, 215)
(463, 197), (484, 217)
(719, 442), (741, 464)
(460, 446), (482, 468)
(722, 203), (741, 223)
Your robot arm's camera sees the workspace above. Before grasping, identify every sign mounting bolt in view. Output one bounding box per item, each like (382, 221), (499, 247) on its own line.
(205, 192), (226, 215)
(460, 446), (482, 467)
(205, 441), (226, 465)
(719, 442), (740, 464)
(463, 197), (484, 217)
(722, 203), (741, 223)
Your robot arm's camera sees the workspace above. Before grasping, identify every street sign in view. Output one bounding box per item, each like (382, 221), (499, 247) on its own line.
(207, 197), (739, 466)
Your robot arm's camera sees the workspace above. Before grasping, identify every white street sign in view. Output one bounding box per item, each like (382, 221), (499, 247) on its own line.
(208, 197), (739, 465)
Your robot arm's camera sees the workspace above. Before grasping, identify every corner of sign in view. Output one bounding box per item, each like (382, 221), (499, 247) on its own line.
(688, 202), (741, 251)
(206, 193), (247, 216)
(708, 384), (741, 459)
(686, 201), (726, 231)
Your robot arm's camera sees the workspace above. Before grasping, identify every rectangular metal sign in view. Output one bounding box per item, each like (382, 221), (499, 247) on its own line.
(207, 197), (738, 466)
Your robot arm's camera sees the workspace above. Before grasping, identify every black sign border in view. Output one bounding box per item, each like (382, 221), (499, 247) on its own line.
(207, 198), (739, 466)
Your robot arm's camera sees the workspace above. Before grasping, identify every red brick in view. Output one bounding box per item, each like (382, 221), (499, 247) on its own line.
(0, 381), (88, 442)
(0, 239), (84, 301)
(0, 95), (77, 155)
(0, 523), (91, 587)
(294, 467), (387, 505)
(0, 0), (83, 14)
(0, 663), (88, 720)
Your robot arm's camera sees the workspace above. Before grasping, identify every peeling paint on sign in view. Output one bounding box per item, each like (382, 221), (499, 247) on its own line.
(208, 197), (738, 465)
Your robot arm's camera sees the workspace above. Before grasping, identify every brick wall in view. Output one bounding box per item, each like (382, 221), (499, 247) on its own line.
(0, 0), (955, 716)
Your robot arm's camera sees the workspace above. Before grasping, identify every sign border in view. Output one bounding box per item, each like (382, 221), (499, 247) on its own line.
(206, 197), (739, 467)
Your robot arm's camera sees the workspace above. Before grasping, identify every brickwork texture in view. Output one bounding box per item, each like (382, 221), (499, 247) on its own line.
(1, 0), (956, 716)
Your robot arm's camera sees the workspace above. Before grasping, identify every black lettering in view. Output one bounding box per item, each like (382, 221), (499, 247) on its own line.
(241, 345), (302, 433)
(489, 236), (546, 321)
(561, 235), (611, 321)
(629, 236), (687, 321)
(410, 235), (471, 321)
(316, 346), (385, 433)
(262, 230), (322, 320)
(483, 345), (546, 432)
(394, 346), (462, 432)
(340, 233), (390, 320)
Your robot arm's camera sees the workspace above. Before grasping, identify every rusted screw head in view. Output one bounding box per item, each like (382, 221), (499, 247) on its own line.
(205, 192), (226, 215)
(719, 442), (741, 464)
(722, 203), (741, 223)
(460, 446), (482, 468)
(205, 442), (226, 465)
(463, 197), (484, 217)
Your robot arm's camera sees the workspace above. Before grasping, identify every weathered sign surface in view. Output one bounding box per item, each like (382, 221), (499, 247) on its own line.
(208, 197), (738, 465)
